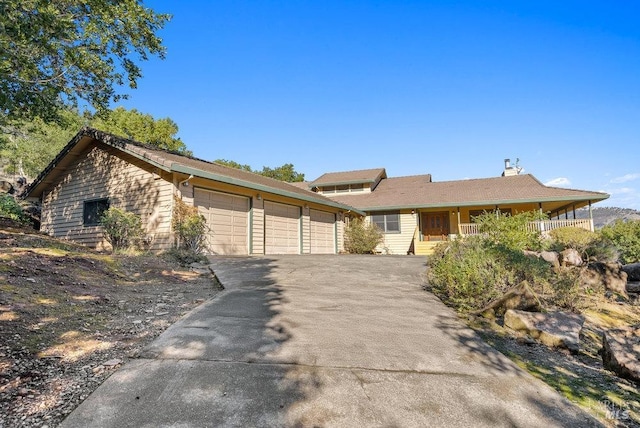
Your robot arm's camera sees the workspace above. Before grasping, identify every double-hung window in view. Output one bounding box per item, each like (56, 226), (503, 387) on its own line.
(371, 212), (400, 233)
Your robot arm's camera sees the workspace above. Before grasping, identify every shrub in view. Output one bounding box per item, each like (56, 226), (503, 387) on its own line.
(599, 219), (640, 264)
(100, 207), (144, 251)
(344, 217), (383, 254)
(166, 247), (209, 266)
(427, 237), (507, 311)
(475, 211), (546, 252)
(548, 227), (618, 263)
(172, 196), (207, 253)
(0, 194), (29, 224)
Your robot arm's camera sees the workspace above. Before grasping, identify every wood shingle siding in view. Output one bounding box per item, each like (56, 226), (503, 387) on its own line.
(40, 144), (173, 250)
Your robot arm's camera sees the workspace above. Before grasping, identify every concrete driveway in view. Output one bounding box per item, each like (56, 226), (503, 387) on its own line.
(61, 255), (599, 427)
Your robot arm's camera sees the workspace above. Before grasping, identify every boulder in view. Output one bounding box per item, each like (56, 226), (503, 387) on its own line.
(622, 263), (640, 282)
(560, 248), (583, 267)
(602, 326), (640, 383)
(523, 250), (560, 269)
(475, 281), (541, 318)
(504, 309), (584, 352)
(582, 262), (628, 297)
(540, 251), (560, 269)
(627, 282), (640, 294)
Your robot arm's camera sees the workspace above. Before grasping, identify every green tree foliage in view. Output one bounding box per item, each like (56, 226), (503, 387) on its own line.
(259, 163), (305, 182)
(344, 217), (383, 254)
(0, 194), (29, 224)
(214, 159), (253, 172)
(91, 107), (188, 153)
(1, 107), (187, 179)
(600, 219), (640, 264)
(100, 207), (144, 251)
(0, 110), (83, 177)
(214, 159), (305, 182)
(0, 0), (170, 125)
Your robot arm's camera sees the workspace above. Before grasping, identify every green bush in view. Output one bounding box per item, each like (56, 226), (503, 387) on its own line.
(0, 194), (30, 224)
(427, 236), (554, 312)
(166, 247), (209, 266)
(548, 227), (618, 263)
(475, 211), (546, 252)
(344, 217), (383, 254)
(428, 237), (506, 311)
(100, 207), (143, 251)
(172, 196), (208, 253)
(599, 219), (640, 264)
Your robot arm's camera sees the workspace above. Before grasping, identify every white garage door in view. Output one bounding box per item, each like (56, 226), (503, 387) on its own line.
(310, 209), (335, 254)
(264, 201), (300, 254)
(194, 188), (249, 255)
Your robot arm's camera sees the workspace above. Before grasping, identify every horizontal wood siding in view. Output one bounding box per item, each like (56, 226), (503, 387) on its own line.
(250, 196), (264, 255)
(301, 207), (311, 254)
(41, 144), (174, 250)
(336, 214), (345, 253)
(372, 211), (417, 255)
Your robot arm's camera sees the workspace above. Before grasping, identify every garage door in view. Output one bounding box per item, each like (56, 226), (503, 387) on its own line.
(264, 201), (300, 254)
(194, 188), (249, 255)
(310, 209), (335, 254)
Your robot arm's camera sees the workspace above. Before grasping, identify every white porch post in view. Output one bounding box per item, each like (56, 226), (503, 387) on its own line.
(588, 201), (594, 232)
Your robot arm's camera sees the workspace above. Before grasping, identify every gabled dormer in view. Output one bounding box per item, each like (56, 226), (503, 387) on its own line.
(309, 168), (387, 197)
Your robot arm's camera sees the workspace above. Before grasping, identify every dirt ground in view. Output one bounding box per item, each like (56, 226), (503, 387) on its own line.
(469, 297), (640, 427)
(0, 222), (222, 428)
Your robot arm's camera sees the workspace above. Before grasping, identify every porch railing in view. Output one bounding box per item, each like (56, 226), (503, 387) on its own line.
(458, 218), (592, 236)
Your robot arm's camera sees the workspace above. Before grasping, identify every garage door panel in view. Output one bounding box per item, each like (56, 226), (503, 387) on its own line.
(194, 189), (249, 255)
(310, 209), (335, 254)
(265, 201), (300, 254)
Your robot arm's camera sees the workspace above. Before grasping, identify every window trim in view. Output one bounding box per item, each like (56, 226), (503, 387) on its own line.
(83, 198), (110, 226)
(371, 212), (401, 234)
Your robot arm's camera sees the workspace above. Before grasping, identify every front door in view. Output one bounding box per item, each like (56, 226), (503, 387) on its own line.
(422, 212), (449, 241)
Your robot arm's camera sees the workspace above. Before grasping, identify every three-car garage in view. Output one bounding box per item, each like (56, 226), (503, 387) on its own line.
(194, 189), (339, 255)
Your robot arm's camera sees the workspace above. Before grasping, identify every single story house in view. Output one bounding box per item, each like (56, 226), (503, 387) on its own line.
(296, 161), (609, 255)
(26, 128), (362, 255)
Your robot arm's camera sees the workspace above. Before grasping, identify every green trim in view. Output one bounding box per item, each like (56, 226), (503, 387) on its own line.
(359, 195), (609, 212)
(314, 178), (377, 187)
(172, 164), (365, 215)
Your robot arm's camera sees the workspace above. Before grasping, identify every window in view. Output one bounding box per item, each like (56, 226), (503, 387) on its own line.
(336, 184), (349, 193)
(83, 198), (109, 226)
(322, 186), (336, 194)
(371, 212), (400, 233)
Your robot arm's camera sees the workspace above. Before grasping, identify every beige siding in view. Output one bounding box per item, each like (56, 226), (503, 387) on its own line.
(251, 196), (265, 255)
(301, 206), (311, 254)
(371, 211), (418, 255)
(336, 213), (345, 253)
(41, 144), (173, 250)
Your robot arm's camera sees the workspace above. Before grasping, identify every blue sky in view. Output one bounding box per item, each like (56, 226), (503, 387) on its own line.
(118, 1), (639, 209)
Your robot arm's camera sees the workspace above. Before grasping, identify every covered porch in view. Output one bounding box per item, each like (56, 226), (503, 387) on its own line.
(413, 199), (597, 255)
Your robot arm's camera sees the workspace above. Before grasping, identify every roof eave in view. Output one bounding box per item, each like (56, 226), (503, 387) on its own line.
(171, 164), (365, 215)
(353, 194), (609, 212)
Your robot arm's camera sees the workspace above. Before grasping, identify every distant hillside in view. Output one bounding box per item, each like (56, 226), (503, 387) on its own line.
(574, 206), (640, 229)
